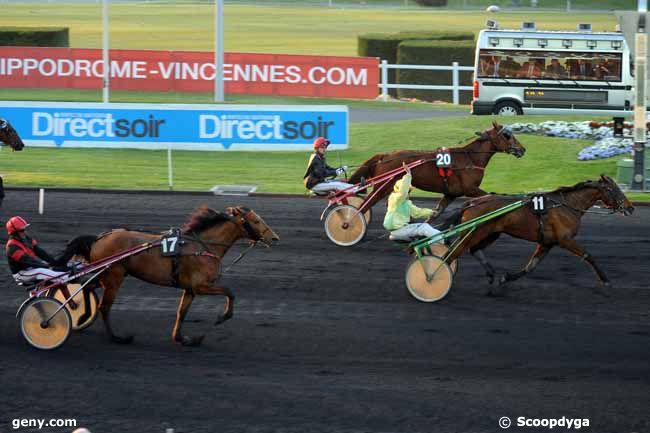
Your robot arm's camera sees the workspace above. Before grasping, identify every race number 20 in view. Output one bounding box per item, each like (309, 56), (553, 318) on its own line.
(436, 151), (452, 168)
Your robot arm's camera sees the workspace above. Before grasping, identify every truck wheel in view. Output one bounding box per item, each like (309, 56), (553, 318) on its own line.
(493, 101), (522, 116)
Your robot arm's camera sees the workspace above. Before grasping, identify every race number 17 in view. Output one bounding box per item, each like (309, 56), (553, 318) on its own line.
(161, 236), (179, 255)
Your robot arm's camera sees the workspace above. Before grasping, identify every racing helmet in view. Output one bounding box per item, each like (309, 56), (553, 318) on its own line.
(313, 137), (330, 149)
(6, 216), (29, 235)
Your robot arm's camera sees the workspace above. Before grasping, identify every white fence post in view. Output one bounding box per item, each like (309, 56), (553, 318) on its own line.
(452, 62), (460, 105)
(380, 59), (389, 101)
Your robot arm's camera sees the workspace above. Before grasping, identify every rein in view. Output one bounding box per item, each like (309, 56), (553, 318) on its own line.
(554, 194), (618, 216)
(177, 209), (269, 273)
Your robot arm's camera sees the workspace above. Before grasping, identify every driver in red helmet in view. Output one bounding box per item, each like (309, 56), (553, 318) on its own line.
(303, 137), (352, 194)
(5, 216), (66, 284)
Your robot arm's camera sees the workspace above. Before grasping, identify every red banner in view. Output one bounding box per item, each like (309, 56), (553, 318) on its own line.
(0, 47), (379, 99)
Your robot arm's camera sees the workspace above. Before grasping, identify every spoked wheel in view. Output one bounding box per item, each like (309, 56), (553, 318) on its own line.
(19, 297), (71, 350)
(53, 284), (99, 331)
(344, 196), (372, 225)
(423, 244), (458, 275)
(405, 256), (453, 302)
(324, 204), (367, 247)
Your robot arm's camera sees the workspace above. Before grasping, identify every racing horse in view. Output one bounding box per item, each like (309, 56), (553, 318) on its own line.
(347, 121), (525, 217)
(58, 205), (279, 346)
(443, 175), (634, 292)
(0, 118), (26, 206)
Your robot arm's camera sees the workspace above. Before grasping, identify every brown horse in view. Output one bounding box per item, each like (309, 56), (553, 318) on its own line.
(59, 206), (279, 346)
(0, 119), (25, 151)
(0, 119), (25, 206)
(443, 175), (634, 292)
(347, 121), (525, 216)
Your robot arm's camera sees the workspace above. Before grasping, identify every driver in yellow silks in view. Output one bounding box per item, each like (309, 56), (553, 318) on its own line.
(383, 163), (441, 241)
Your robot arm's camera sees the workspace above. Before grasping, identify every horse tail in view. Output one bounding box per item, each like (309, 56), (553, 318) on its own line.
(348, 153), (384, 184)
(54, 234), (98, 267)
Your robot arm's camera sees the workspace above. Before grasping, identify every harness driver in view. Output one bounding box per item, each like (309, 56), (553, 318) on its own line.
(5, 216), (67, 285)
(383, 163), (442, 241)
(303, 137), (352, 195)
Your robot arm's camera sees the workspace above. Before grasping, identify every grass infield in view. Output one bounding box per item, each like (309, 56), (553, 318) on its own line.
(1, 114), (646, 201)
(1, 3), (645, 200)
(3, 4), (619, 56)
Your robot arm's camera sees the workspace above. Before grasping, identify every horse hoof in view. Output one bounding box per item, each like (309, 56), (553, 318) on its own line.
(214, 315), (229, 326)
(76, 313), (91, 327)
(111, 335), (134, 344)
(486, 286), (505, 297)
(181, 335), (205, 347)
(596, 283), (613, 297)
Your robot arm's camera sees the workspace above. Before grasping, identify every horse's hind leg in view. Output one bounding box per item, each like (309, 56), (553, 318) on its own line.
(558, 239), (611, 289)
(469, 232), (500, 289)
(172, 289), (204, 346)
(98, 268), (133, 344)
(499, 244), (553, 286)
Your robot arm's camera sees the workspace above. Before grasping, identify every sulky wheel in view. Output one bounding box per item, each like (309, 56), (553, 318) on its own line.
(405, 256), (453, 302)
(344, 196), (372, 225)
(19, 297), (71, 350)
(324, 204), (367, 247)
(423, 243), (458, 275)
(53, 284), (99, 331)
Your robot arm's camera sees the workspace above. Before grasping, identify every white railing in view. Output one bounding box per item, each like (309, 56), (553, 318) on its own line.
(378, 59), (474, 104)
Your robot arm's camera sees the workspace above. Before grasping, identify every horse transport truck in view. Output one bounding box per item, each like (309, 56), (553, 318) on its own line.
(471, 22), (633, 116)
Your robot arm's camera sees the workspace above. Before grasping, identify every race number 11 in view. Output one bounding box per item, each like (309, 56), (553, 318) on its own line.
(531, 195), (546, 213)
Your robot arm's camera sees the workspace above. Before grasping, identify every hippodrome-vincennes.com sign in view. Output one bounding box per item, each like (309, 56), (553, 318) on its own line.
(0, 101), (348, 151)
(0, 47), (379, 99)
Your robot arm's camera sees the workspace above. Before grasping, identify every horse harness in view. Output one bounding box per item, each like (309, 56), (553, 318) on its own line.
(159, 209), (267, 289)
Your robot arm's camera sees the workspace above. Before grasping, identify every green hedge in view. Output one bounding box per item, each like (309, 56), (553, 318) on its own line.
(0, 27), (69, 47)
(358, 31), (473, 96)
(415, 0), (448, 5)
(396, 39), (475, 104)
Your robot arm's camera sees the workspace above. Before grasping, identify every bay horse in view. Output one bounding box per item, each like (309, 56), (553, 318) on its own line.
(58, 206), (279, 346)
(443, 175), (634, 293)
(0, 118), (26, 206)
(347, 121), (525, 217)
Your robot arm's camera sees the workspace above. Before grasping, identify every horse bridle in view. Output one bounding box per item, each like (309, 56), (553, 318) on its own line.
(236, 208), (272, 243)
(493, 125), (522, 156)
(555, 180), (625, 216)
(598, 179), (627, 212)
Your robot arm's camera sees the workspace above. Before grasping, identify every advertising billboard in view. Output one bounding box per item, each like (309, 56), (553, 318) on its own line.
(0, 101), (348, 151)
(0, 47), (379, 99)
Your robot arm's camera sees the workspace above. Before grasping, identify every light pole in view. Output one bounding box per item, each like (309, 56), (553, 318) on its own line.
(102, 0), (109, 103)
(214, 0), (224, 102)
(632, 0), (647, 190)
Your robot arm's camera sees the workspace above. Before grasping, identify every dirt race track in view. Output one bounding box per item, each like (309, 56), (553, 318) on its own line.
(0, 190), (648, 433)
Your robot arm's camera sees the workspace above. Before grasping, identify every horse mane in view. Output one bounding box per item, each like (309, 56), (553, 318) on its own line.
(550, 179), (600, 195)
(182, 205), (232, 234)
